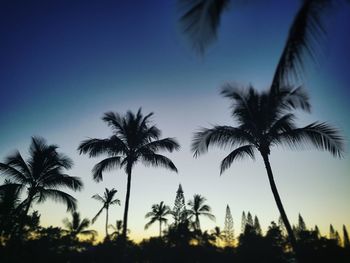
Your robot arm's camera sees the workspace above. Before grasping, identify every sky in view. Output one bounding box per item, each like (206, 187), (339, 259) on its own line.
(0, 0), (349, 242)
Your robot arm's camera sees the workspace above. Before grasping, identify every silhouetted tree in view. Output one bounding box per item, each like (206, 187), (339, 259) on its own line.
(0, 137), (82, 237)
(223, 205), (234, 246)
(145, 201), (171, 237)
(0, 180), (21, 241)
(241, 211), (246, 233)
(91, 188), (120, 239)
(187, 194), (215, 231)
(172, 184), (187, 225)
(298, 214), (307, 232)
(211, 226), (224, 247)
(246, 212), (253, 229)
(109, 220), (124, 241)
(78, 109), (180, 241)
(192, 84), (344, 254)
(254, 215), (262, 236)
(343, 225), (350, 248)
(329, 224), (336, 240)
(62, 211), (97, 241)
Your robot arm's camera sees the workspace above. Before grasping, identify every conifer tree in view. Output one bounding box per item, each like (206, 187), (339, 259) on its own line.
(278, 215), (287, 236)
(241, 211), (246, 233)
(335, 231), (341, 246)
(253, 215), (262, 236)
(297, 214), (307, 232)
(314, 225), (320, 238)
(343, 225), (350, 248)
(329, 224), (336, 240)
(224, 205), (234, 246)
(246, 212), (253, 228)
(173, 184), (186, 225)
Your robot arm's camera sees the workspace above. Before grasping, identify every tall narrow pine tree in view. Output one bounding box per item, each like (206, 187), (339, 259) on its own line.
(241, 211), (246, 233)
(173, 184), (186, 225)
(223, 205), (234, 246)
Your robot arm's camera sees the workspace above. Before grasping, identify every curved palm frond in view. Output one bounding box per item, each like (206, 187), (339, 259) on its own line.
(41, 174), (83, 191)
(140, 138), (180, 153)
(220, 145), (256, 174)
(91, 206), (104, 224)
(140, 153), (178, 173)
(91, 194), (105, 203)
(275, 122), (344, 157)
(5, 151), (31, 177)
(0, 163), (29, 184)
(92, 156), (122, 182)
(37, 189), (77, 212)
(179, 0), (230, 54)
(272, 0), (332, 89)
(192, 126), (253, 157)
(78, 137), (127, 157)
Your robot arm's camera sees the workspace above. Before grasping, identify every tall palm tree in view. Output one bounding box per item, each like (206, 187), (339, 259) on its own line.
(62, 211), (97, 240)
(0, 137), (83, 235)
(145, 201), (171, 237)
(187, 194), (215, 231)
(179, 0), (336, 89)
(78, 108), (180, 240)
(191, 84), (344, 253)
(91, 188), (120, 239)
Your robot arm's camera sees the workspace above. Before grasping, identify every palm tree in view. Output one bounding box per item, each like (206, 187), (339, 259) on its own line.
(211, 226), (224, 247)
(78, 108), (180, 240)
(109, 220), (124, 240)
(62, 211), (97, 240)
(91, 188), (120, 239)
(179, 0), (336, 90)
(0, 137), (83, 235)
(145, 201), (171, 237)
(187, 194), (215, 231)
(191, 84), (344, 253)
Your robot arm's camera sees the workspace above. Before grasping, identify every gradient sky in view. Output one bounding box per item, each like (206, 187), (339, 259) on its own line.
(1, 0), (349, 241)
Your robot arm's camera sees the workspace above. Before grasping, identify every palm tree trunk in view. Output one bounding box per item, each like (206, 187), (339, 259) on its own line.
(261, 153), (298, 255)
(18, 194), (34, 237)
(105, 207), (109, 239)
(159, 221), (162, 238)
(122, 165), (132, 241)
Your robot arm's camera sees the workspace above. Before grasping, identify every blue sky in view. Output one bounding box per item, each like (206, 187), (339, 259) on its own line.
(0, 0), (349, 241)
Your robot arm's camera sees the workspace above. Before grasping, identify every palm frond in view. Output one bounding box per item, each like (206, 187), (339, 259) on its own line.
(38, 189), (77, 212)
(272, 0), (332, 89)
(0, 163), (29, 184)
(5, 151), (31, 177)
(140, 138), (180, 153)
(220, 145), (256, 174)
(78, 138), (125, 157)
(276, 122), (344, 157)
(141, 154), (178, 172)
(179, 0), (230, 54)
(41, 174), (83, 191)
(144, 217), (157, 230)
(91, 206), (104, 224)
(91, 194), (105, 203)
(92, 156), (122, 182)
(192, 126), (252, 157)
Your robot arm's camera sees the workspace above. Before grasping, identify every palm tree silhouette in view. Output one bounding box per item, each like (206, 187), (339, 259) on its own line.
(109, 220), (124, 240)
(192, 84), (344, 253)
(145, 201), (171, 237)
(78, 108), (180, 240)
(0, 137), (83, 236)
(187, 194), (215, 231)
(91, 188), (120, 239)
(179, 0), (334, 89)
(62, 211), (97, 241)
